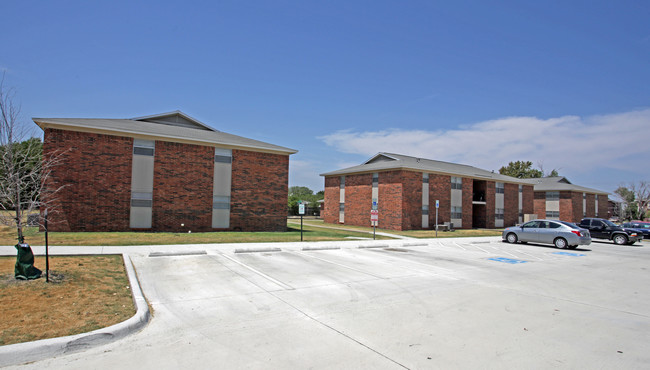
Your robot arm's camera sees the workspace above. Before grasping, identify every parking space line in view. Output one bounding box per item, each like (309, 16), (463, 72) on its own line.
(218, 253), (294, 290)
(515, 250), (544, 261)
(294, 251), (385, 279)
(452, 241), (467, 250)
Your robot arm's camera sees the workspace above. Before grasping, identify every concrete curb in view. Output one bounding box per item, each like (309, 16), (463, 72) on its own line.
(0, 254), (150, 367)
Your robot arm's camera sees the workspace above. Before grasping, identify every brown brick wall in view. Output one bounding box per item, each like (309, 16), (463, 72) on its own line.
(462, 178), (474, 228)
(43, 129), (289, 232)
(42, 128), (132, 231)
(485, 181), (495, 228)
(522, 185), (534, 217)
(597, 195), (608, 218)
(378, 170), (405, 230)
(230, 150), (289, 232)
(569, 192), (583, 222)
(533, 192), (546, 219)
(152, 141), (214, 232)
(558, 191), (574, 222)
(344, 173), (373, 227)
(401, 171), (423, 230)
(504, 183), (518, 227)
(323, 176), (340, 224)
(429, 174), (451, 228)
(585, 194), (595, 217)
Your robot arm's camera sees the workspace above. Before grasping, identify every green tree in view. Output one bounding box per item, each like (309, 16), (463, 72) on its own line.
(288, 186), (323, 215)
(498, 161), (543, 179)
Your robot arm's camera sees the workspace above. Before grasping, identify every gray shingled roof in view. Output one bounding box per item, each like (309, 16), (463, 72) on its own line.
(33, 112), (297, 155)
(521, 176), (608, 195)
(321, 152), (531, 184)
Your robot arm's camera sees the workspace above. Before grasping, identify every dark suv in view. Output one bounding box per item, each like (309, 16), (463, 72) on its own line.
(578, 218), (643, 245)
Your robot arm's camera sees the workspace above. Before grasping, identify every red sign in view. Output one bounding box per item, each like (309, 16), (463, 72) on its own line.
(370, 210), (379, 222)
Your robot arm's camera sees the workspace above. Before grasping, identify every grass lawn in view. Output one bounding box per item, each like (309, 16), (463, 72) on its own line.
(0, 255), (134, 346)
(0, 222), (391, 247)
(293, 218), (503, 239)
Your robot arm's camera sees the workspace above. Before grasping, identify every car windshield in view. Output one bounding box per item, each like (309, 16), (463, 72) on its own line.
(603, 220), (618, 227)
(558, 221), (579, 229)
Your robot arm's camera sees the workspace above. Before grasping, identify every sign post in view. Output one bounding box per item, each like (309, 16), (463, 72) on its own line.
(370, 210), (379, 240)
(435, 200), (439, 238)
(298, 202), (305, 241)
(44, 209), (49, 283)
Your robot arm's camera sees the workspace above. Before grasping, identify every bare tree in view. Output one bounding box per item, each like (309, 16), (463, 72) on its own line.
(0, 76), (66, 244)
(615, 181), (650, 221)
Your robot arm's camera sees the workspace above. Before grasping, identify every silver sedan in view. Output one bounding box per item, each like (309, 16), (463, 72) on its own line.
(502, 219), (591, 249)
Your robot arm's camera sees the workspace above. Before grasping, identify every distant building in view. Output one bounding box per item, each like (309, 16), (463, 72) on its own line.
(524, 177), (609, 222)
(35, 111), (297, 232)
(320, 153), (536, 231)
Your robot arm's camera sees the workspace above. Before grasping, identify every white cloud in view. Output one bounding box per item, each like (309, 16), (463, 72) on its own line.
(289, 159), (323, 191)
(319, 109), (650, 176)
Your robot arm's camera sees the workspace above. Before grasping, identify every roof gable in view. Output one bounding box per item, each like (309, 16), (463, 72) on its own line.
(132, 111), (216, 132)
(365, 153), (398, 164)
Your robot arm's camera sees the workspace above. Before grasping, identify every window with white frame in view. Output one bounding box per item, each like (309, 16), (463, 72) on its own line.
(451, 177), (462, 190)
(496, 182), (504, 194)
(495, 208), (504, 220)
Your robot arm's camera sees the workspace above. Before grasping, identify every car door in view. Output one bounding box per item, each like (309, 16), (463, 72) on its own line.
(589, 219), (607, 239)
(536, 221), (557, 244)
(519, 221), (541, 242)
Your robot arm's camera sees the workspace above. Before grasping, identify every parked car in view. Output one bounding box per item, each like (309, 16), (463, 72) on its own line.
(502, 219), (591, 249)
(620, 221), (650, 238)
(578, 218), (643, 245)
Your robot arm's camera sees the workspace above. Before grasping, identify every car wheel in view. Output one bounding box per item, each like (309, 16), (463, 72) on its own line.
(506, 233), (518, 244)
(613, 234), (628, 245)
(554, 237), (568, 249)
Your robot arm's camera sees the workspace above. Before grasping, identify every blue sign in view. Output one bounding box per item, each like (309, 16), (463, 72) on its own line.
(436, 200), (439, 209)
(488, 257), (528, 264)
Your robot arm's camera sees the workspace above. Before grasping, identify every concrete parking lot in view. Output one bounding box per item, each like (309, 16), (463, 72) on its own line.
(6, 238), (650, 369)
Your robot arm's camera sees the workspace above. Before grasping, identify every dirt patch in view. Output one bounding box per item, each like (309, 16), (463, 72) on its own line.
(0, 255), (135, 346)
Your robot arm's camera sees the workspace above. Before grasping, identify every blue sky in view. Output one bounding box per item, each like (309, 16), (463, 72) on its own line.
(3, 1), (649, 196)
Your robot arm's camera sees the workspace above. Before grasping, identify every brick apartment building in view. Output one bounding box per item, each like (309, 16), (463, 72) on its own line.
(35, 111), (297, 232)
(525, 177), (609, 222)
(321, 153), (536, 231)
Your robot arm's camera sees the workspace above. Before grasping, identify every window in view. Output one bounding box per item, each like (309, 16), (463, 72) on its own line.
(423, 173), (429, 184)
(546, 191), (560, 201)
(422, 205), (429, 215)
(495, 208), (504, 220)
(214, 148), (232, 163)
(496, 183), (504, 194)
(340, 176), (345, 189)
(213, 196), (230, 209)
(451, 206), (462, 219)
(548, 222), (561, 229)
(372, 173), (379, 187)
(545, 211), (560, 218)
(131, 192), (152, 207)
(451, 177), (462, 190)
(339, 203), (345, 212)
(133, 139), (154, 156)
(519, 185), (523, 193)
